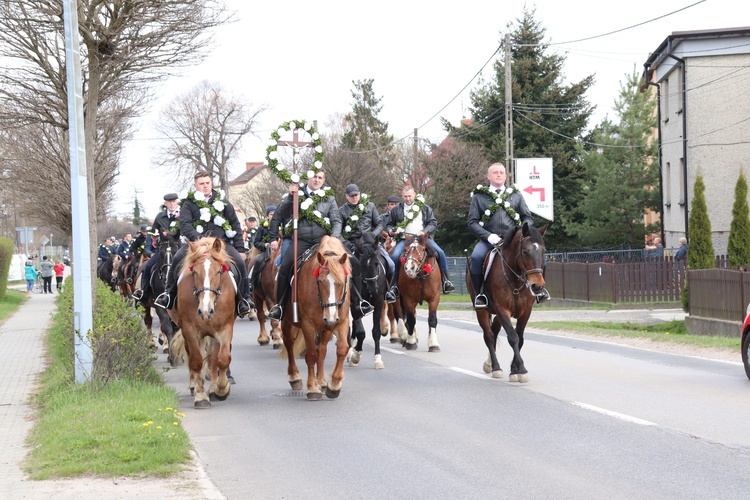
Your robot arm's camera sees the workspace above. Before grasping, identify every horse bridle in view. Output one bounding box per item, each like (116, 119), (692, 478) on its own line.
(402, 240), (428, 277)
(191, 260), (225, 308)
(499, 236), (544, 294)
(315, 264), (349, 310)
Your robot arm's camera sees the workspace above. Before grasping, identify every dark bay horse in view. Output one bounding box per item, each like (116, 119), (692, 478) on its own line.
(97, 254), (121, 292)
(394, 233), (442, 352)
(280, 236), (351, 400)
(466, 222), (547, 383)
(168, 237), (237, 408)
(142, 233), (181, 366)
(249, 245), (282, 348)
(348, 231), (388, 369)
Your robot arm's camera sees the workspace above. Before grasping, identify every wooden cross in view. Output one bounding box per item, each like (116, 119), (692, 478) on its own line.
(277, 128), (314, 176)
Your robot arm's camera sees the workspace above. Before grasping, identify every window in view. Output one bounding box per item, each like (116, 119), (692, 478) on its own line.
(678, 158), (686, 206)
(665, 162), (671, 207)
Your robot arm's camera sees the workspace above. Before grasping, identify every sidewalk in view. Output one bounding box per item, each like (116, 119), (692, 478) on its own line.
(0, 287), (223, 500)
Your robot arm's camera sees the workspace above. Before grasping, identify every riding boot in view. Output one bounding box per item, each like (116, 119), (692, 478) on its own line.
(384, 260), (397, 304)
(236, 278), (254, 317)
(247, 262), (259, 293)
(389, 267), (400, 300)
(155, 269), (176, 310)
(441, 268), (455, 294)
(471, 273), (488, 310)
(351, 275), (374, 321)
(267, 275), (289, 320)
(535, 287), (551, 304)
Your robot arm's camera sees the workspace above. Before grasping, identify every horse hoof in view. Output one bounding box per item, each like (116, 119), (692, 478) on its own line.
(307, 391), (323, 401)
(492, 370), (504, 379)
(517, 373), (529, 383)
(194, 399), (211, 409)
(258, 339), (269, 346)
(213, 390), (230, 401)
(347, 348), (361, 366)
(162, 346), (168, 354)
(389, 337), (400, 344)
(290, 380), (303, 391)
(325, 388), (340, 399)
(428, 345), (440, 353)
(404, 342), (418, 351)
(273, 342), (282, 350)
(483, 361), (492, 374)
(509, 373), (518, 382)
(374, 354), (384, 370)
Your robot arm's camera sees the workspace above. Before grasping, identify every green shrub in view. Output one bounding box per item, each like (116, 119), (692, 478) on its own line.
(0, 237), (15, 300)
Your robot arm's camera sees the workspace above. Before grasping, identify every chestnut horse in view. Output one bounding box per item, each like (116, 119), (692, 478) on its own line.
(466, 223), (547, 383)
(250, 245), (282, 348)
(280, 236), (351, 400)
(394, 233), (441, 352)
(169, 237), (237, 408)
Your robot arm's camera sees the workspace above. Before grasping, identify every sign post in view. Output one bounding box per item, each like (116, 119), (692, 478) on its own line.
(515, 158), (554, 221)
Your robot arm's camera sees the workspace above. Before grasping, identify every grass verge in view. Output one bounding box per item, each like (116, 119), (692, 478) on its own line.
(21, 283), (192, 479)
(0, 289), (25, 320)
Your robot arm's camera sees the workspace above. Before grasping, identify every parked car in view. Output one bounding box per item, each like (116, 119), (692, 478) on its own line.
(741, 304), (750, 380)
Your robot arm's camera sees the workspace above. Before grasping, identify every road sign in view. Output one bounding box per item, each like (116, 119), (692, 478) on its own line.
(515, 158), (553, 220)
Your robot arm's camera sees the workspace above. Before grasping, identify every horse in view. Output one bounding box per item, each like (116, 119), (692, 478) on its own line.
(142, 232), (182, 366)
(280, 236), (351, 400)
(168, 237), (237, 409)
(466, 222), (547, 383)
(97, 254), (121, 292)
(348, 231), (388, 369)
(393, 233), (442, 352)
(250, 245), (283, 348)
(380, 231), (399, 344)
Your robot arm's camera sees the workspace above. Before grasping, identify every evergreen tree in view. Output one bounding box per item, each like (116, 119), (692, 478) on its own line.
(445, 7), (595, 248)
(566, 70), (659, 246)
(341, 79), (395, 168)
(687, 175), (715, 269)
(132, 193), (143, 226)
(728, 171), (750, 268)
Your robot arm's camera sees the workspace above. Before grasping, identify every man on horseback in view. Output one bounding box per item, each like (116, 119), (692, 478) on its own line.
(132, 192), (181, 304)
(97, 236), (115, 273)
(247, 205), (276, 293)
(155, 171), (254, 317)
(340, 184), (397, 304)
(267, 170), (374, 321)
(468, 162), (550, 309)
(387, 185), (455, 295)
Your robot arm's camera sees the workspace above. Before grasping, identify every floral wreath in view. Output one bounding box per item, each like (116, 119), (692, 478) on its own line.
(341, 194), (371, 240)
(393, 193), (426, 240)
(470, 184), (522, 227)
(178, 188), (237, 238)
(283, 186), (334, 236)
(266, 120), (324, 185)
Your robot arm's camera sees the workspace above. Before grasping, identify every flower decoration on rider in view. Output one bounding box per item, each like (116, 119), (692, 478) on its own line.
(180, 187), (237, 236)
(341, 193), (371, 239)
(265, 119), (325, 184)
(393, 192), (427, 239)
(471, 184), (522, 227)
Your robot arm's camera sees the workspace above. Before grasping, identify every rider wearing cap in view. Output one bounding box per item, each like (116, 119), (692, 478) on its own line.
(133, 192), (181, 304)
(339, 183), (396, 304)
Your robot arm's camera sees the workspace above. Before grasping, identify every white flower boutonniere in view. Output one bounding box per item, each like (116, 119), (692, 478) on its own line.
(284, 186), (335, 235)
(180, 188), (239, 237)
(394, 193), (426, 239)
(470, 185), (522, 227)
(341, 194), (371, 240)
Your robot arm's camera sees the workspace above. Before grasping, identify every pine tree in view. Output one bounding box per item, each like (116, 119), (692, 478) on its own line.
(447, 7), (594, 247)
(566, 70), (658, 246)
(728, 171), (750, 268)
(132, 193), (143, 226)
(341, 79), (394, 166)
(688, 175), (715, 270)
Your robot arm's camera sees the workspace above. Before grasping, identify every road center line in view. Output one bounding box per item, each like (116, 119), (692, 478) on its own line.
(448, 366), (492, 379)
(572, 402), (657, 426)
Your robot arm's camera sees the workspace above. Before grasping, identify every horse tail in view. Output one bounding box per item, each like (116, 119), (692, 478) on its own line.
(278, 326), (305, 360)
(170, 329), (187, 366)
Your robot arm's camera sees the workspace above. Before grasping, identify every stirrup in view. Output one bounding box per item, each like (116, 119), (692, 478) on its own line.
(442, 279), (455, 294)
(535, 288), (551, 304)
(154, 292), (171, 309)
(385, 290), (397, 304)
(359, 299), (374, 317)
(131, 289), (143, 300)
(237, 298), (252, 317)
(474, 293), (488, 310)
(267, 304), (283, 320)
(389, 285), (400, 299)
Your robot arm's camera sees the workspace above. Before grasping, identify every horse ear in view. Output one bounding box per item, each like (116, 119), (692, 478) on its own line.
(522, 222), (531, 237)
(538, 224), (548, 236)
(339, 252), (348, 265)
(212, 237), (223, 252)
(317, 251), (326, 265)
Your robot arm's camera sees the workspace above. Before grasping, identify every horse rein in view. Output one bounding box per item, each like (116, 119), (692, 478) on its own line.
(403, 240), (429, 279)
(498, 236), (544, 295)
(191, 258), (226, 307)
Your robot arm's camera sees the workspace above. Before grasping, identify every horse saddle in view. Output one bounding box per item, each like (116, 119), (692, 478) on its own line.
(482, 245), (503, 281)
(277, 244), (320, 286)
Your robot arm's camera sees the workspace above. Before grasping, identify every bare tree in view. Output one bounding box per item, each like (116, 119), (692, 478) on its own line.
(231, 170), (288, 221)
(0, 0), (229, 283)
(154, 80), (266, 192)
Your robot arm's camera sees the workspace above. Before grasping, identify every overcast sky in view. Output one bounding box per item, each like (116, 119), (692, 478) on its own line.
(115, 0), (745, 218)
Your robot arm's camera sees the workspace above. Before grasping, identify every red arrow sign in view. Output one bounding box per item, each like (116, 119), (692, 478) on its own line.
(523, 185), (546, 201)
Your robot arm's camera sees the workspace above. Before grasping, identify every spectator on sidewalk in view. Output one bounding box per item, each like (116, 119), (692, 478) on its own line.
(39, 256), (54, 294)
(53, 260), (65, 292)
(24, 260), (38, 293)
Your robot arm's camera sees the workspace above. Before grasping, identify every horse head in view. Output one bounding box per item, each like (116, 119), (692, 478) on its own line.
(313, 236), (350, 326)
(184, 237), (232, 321)
(358, 232), (384, 297)
(401, 233), (431, 279)
(509, 222), (547, 293)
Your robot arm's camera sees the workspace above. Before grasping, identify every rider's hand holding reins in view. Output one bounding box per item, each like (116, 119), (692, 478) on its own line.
(487, 234), (502, 246)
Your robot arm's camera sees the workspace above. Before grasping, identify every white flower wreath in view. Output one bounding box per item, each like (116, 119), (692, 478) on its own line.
(393, 193), (426, 239)
(265, 120), (324, 184)
(179, 188), (237, 238)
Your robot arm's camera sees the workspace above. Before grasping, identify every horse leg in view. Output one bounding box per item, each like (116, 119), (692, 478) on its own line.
(281, 321), (302, 391)
(402, 302), (418, 350)
(212, 332), (233, 400)
(379, 301), (389, 337)
(184, 328), (210, 409)
(316, 331), (330, 391)
(497, 313), (527, 383)
(326, 324), (349, 399)
(255, 291), (270, 346)
(270, 319), (283, 349)
(347, 318), (365, 367)
(303, 331), (323, 400)
(508, 310), (531, 383)
(480, 313), (503, 378)
(426, 303), (440, 353)
(372, 300), (385, 369)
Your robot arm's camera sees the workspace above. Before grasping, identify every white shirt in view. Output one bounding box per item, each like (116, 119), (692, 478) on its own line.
(403, 202), (424, 235)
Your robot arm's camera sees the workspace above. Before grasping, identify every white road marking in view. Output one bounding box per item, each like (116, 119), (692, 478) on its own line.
(448, 366), (491, 379)
(572, 402), (657, 426)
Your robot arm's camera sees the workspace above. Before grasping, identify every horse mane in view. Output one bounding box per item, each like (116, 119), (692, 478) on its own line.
(317, 236), (350, 282)
(178, 237), (230, 278)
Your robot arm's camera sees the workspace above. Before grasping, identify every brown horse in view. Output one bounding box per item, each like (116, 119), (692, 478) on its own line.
(466, 222), (547, 383)
(280, 236), (351, 400)
(394, 233), (442, 352)
(250, 245), (282, 348)
(168, 237), (237, 408)
(380, 231), (399, 344)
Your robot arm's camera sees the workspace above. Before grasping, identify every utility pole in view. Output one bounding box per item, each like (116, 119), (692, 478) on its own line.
(504, 33), (514, 185)
(413, 128), (418, 187)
